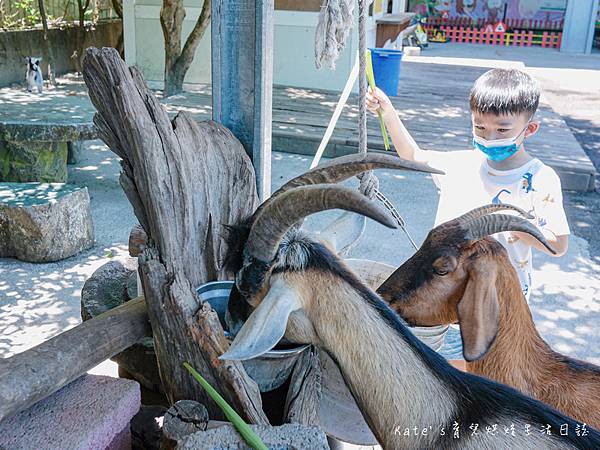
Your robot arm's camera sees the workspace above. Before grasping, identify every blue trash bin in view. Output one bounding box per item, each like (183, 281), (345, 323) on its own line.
(369, 48), (403, 97)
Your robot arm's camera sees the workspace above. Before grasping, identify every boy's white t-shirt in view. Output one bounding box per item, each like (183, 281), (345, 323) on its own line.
(427, 149), (570, 300)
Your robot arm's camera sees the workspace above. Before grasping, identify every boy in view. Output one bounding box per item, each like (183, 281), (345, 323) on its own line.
(366, 68), (570, 302)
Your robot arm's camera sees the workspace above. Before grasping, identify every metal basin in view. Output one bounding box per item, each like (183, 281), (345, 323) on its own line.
(196, 281), (309, 393)
(344, 258), (448, 352)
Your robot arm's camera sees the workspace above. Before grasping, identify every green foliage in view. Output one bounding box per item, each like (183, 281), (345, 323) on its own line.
(3, 0), (42, 29)
(0, 0), (119, 31)
(366, 49), (390, 151)
(183, 362), (268, 450)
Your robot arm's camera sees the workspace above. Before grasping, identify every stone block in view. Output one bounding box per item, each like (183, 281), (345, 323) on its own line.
(0, 374), (141, 450)
(81, 259), (139, 321)
(68, 141), (85, 165)
(81, 260), (163, 396)
(176, 423), (330, 450)
(0, 182), (94, 262)
(0, 139), (68, 182)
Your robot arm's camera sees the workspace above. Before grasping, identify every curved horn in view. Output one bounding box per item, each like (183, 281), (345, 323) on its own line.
(276, 153), (444, 196)
(247, 184), (397, 262)
(464, 214), (556, 254)
(455, 204), (533, 224)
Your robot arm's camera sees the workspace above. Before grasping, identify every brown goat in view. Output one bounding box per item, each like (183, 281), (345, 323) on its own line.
(377, 204), (600, 429)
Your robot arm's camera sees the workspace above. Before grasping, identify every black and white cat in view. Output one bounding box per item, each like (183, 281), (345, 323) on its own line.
(26, 57), (44, 94)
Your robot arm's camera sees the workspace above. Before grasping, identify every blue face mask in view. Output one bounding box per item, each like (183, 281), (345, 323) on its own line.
(472, 124), (529, 161)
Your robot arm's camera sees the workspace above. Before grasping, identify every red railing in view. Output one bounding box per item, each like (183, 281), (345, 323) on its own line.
(426, 16), (564, 31)
(425, 26), (562, 48)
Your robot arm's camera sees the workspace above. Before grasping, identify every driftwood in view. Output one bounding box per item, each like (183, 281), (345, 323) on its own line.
(0, 296), (150, 422)
(82, 47), (266, 423)
(161, 399), (209, 449)
(283, 345), (322, 426)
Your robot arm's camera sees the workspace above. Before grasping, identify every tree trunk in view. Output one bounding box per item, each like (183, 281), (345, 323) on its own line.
(37, 0), (56, 86)
(82, 47), (267, 424)
(160, 0), (211, 97)
(75, 0), (91, 74)
(283, 346), (321, 425)
(111, 0), (123, 17)
(111, 0), (125, 58)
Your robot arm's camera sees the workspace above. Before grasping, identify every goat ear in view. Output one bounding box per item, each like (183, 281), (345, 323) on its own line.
(457, 262), (500, 362)
(220, 278), (302, 361)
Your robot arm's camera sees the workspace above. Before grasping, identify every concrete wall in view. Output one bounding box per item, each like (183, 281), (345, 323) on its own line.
(0, 20), (122, 87)
(124, 0), (387, 92)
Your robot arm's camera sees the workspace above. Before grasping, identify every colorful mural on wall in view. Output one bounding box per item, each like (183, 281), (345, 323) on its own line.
(409, 0), (567, 24)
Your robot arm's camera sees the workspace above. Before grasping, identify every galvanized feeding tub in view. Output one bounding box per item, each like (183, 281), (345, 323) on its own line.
(196, 281), (309, 393)
(198, 258), (450, 448)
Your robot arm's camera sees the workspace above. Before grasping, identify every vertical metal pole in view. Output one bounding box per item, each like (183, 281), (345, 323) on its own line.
(253, 0), (273, 200)
(211, 0), (273, 201)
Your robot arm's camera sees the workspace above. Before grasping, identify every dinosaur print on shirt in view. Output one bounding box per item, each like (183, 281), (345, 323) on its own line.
(522, 172), (536, 193)
(492, 189), (511, 205)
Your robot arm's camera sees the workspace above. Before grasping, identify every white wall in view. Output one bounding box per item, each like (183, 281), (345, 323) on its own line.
(123, 0), (386, 92)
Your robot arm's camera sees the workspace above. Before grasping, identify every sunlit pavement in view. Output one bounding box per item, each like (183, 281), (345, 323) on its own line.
(1, 43), (599, 369)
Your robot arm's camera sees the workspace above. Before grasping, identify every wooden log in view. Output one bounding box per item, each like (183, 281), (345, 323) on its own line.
(161, 399), (209, 449)
(283, 345), (322, 426)
(0, 296), (150, 423)
(82, 47), (267, 424)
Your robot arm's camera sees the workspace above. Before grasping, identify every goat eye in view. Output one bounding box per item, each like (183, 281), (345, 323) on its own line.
(433, 268), (449, 276)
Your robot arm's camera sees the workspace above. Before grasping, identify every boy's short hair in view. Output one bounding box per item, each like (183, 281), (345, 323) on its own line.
(469, 68), (540, 116)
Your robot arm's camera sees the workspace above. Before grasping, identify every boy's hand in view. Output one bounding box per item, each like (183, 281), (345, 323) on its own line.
(366, 87), (394, 115)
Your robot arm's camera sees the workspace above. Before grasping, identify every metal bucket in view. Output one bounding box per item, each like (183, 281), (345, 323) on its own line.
(196, 281), (309, 393)
(344, 258), (447, 352)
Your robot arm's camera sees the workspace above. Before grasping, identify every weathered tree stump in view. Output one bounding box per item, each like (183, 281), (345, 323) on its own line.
(0, 182), (94, 262)
(82, 47), (266, 424)
(161, 400), (209, 449)
(283, 345), (322, 426)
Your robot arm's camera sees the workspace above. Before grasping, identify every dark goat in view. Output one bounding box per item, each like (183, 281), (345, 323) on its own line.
(223, 152), (440, 333)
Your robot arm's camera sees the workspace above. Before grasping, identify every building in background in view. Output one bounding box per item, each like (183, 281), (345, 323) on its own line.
(407, 0), (598, 54)
(123, 0), (406, 91)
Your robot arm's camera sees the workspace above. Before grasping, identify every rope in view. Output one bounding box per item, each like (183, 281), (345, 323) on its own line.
(356, 0), (378, 201)
(357, 0), (367, 157)
(315, 0), (419, 250)
(315, 0), (355, 70)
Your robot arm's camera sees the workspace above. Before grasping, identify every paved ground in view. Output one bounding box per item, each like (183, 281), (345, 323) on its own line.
(1, 43), (599, 371)
(414, 44), (600, 264)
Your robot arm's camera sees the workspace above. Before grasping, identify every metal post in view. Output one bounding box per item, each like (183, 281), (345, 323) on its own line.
(211, 0), (273, 201)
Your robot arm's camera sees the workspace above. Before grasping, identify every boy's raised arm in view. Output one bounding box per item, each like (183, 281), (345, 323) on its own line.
(366, 87), (429, 163)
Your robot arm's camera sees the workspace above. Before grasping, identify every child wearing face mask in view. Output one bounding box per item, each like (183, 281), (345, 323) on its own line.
(366, 68), (570, 303)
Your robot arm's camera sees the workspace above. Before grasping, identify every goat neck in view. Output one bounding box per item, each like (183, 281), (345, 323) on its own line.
(465, 256), (550, 395)
(301, 270), (456, 449)
(467, 254), (600, 429)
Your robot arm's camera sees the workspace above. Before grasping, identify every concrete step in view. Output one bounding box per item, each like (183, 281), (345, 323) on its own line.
(0, 375), (140, 450)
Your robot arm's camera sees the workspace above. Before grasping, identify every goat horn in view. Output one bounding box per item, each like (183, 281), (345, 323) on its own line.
(464, 214), (556, 254)
(247, 184), (397, 262)
(276, 153), (443, 195)
(455, 204), (533, 224)
(251, 154), (443, 231)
